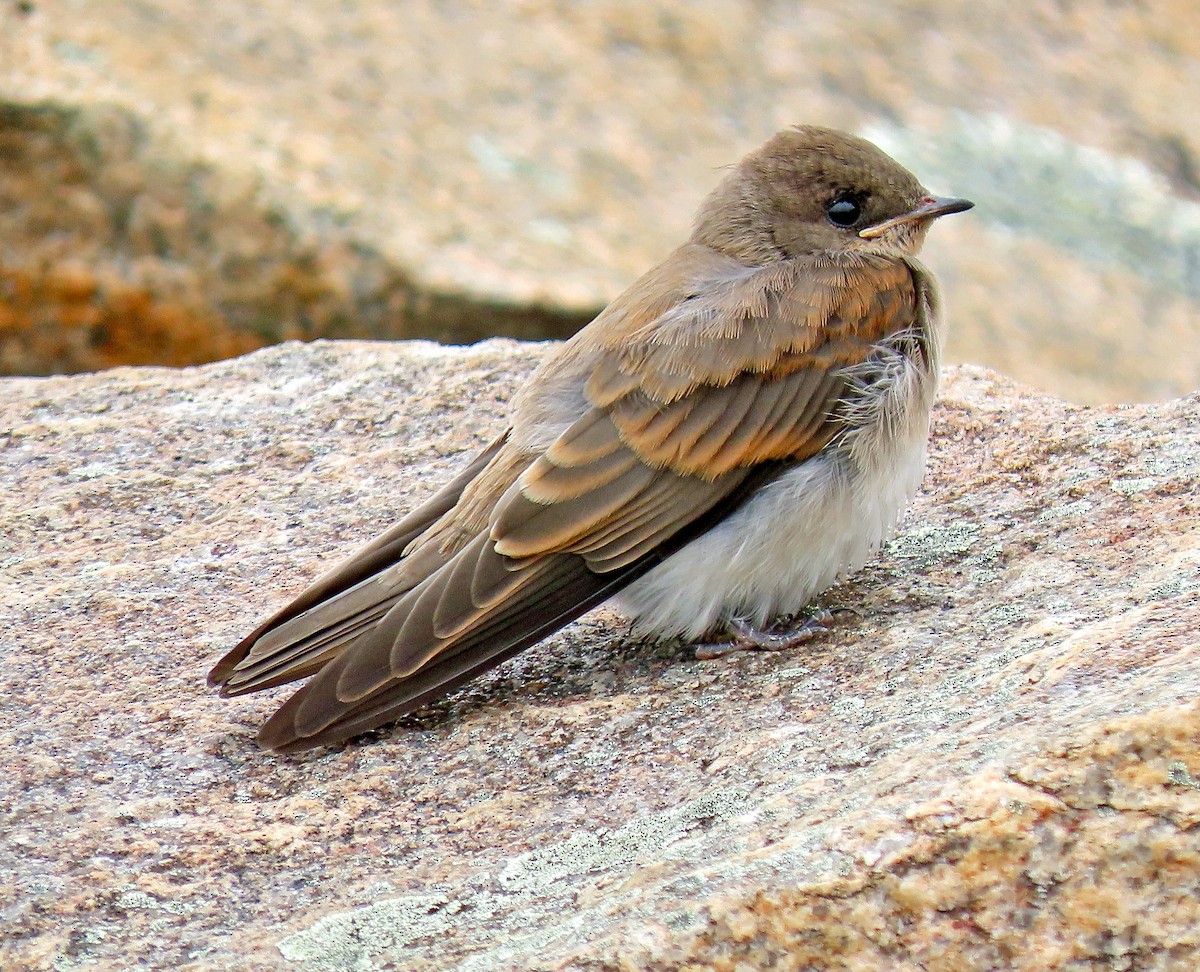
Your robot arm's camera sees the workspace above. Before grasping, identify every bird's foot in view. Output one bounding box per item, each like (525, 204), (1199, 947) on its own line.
(694, 608), (858, 660)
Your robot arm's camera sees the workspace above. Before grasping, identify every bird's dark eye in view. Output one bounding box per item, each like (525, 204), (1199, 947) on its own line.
(826, 196), (861, 228)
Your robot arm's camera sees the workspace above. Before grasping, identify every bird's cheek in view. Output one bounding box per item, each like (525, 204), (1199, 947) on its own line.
(777, 222), (844, 258)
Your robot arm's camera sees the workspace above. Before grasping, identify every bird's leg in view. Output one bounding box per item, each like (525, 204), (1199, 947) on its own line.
(695, 608), (857, 660)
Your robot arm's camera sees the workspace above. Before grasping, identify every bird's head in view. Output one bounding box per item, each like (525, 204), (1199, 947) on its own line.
(692, 125), (973, 262)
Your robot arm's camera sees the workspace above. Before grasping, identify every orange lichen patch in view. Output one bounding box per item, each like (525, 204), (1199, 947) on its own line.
(657, 707), (1200, 972)
(0, 263), (263, 374)
(684, 802), (1200, 972)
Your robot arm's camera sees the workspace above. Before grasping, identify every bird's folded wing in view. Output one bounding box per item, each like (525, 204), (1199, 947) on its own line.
(208, 432), (509, 692)
(233, 250), (921, 750)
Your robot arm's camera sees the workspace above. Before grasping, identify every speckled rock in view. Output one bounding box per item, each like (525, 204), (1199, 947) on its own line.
(2, 340), (1198, 970)
(2, 1), (1199, 401)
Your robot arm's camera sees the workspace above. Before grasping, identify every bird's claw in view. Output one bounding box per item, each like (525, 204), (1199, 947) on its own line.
(695, 609), (843, 660)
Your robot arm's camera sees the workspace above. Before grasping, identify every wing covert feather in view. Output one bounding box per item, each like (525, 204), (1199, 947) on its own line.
(488, 253), (916, 563)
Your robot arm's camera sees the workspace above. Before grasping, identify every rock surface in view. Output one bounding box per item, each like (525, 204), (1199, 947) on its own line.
(2, 1), (1199, 401)
(2, 340), (1198, 970)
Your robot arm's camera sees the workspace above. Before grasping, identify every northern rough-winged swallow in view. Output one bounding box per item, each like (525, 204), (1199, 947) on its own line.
(209, 125), (973, 752)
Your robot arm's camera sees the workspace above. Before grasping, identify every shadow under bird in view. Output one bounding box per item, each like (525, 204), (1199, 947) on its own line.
(209, 125), (973, 752)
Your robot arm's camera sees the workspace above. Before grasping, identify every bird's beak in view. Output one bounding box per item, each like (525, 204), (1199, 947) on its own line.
(859, 196), (974, 239)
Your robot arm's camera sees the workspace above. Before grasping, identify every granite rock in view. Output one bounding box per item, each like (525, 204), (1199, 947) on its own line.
(2, 340), (1198, 970)
(1, 1), (1199, 401)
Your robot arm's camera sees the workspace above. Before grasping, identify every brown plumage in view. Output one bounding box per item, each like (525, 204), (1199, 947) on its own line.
(209, 126), (973, 752)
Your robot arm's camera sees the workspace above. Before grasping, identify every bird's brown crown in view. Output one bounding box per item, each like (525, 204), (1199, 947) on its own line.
(691, 125), (930, 263)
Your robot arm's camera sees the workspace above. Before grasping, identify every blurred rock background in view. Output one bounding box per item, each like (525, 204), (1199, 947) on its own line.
(0, 0), (1196, 402)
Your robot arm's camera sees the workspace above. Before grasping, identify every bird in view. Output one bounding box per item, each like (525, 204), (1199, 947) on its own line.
(208, 125), (973, 753)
